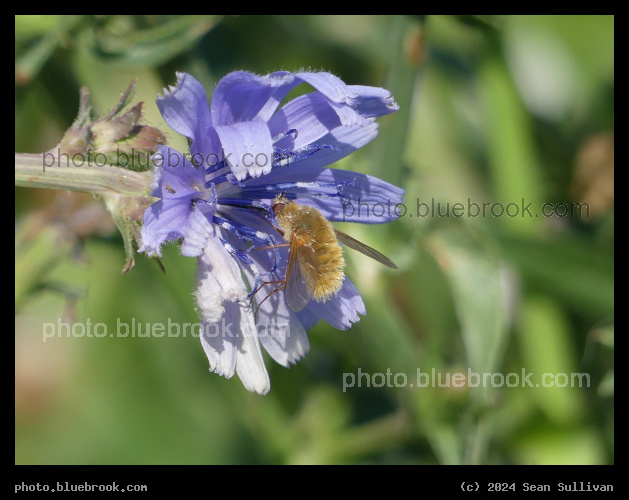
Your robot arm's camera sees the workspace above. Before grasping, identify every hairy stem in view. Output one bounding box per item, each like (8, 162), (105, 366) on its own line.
(15, 153), (152, 197)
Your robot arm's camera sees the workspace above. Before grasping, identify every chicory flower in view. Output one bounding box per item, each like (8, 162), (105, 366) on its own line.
(141, 71), (403, 394)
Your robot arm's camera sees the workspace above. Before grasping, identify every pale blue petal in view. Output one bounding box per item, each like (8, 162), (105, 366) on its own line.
(180, 209), (216, 257)
(140, 199), (214, 257)
(346, 85), (400, 117)
(214, 120), (274, 181)
(150, 146), (205, 199)
(211, 70), (398, 128)
(242, 164), (404, 223)
(210, 71), (298, 125)
(306, 277), (366, 330)
(296, 309), (320, 331)
(157, 73), (221, 158)
(140, 199), (190, 257)
(296, 72), (398, 117)
(268, 92), (341, 151)
(197, 238), (270, 394)
(200, 305), (238, 379)
(255, 288), (310, 368)
(285, 122), (380, 169)
(234, 301), (271, 395)
(200, 298), (271, 395)
(294, 71), (351, 104)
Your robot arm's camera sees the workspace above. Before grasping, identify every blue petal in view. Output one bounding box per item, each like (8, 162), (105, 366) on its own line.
(200, 308), (237, 378)
(157, 73), (221, 158)
(210, 71), (298, 126)
(243, 165), (405, 223)
(306, 277), (366, 330)
(268, 92), (342, 151)
(180, 208), (216, 257)
(197, 238), (271, 395)
(295, 309), (320, 331)
(196, 234), (250, 321)
(234, 305), (271, 395)
(296, 172), (405, 224)
(214, 120), (274, 181)
(276, 74), (395, 133)
(200, 300), (271, 394)
(140, 200), (183, 257)
(295, 72), (398, 118)
(293, 71), (351, 104)
(210, 70), (399, 127)
(346, 85), (400, 117)
(255, 286), (311, 368)
(150, 146), (205, 199)
(285, 122), (380, 170)
(140, 198), (214, 257)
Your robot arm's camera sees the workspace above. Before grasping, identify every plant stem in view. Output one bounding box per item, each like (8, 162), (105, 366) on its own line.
(15, 153), (152, 197)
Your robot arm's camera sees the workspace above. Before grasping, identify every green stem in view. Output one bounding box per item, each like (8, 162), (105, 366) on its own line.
(15, 153), (152, 197)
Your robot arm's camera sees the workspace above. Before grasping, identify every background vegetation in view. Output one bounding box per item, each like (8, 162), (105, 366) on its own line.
(15, 15), (614, 464)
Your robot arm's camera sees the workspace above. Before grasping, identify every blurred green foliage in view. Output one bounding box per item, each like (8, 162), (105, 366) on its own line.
(15, 15), (613, 464)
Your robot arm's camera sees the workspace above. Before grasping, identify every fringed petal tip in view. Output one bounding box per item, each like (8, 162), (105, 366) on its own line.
(156, 74), (214, 153)
(137, 244), (162, 259)
(306, 277), (366, 330)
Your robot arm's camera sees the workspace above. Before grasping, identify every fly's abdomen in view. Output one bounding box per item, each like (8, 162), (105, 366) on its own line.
(310, 214), (345, 301)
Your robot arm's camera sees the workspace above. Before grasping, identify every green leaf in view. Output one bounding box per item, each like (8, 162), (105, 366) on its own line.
(428, 227), (512, 377)
(84, 16), (221, 68)
(496, 233), (614, 317)
(517, 296), (583, 424)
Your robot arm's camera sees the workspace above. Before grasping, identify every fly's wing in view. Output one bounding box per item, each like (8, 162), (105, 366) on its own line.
(284, 236), (320, 312)
(334, 230), (398, 269)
